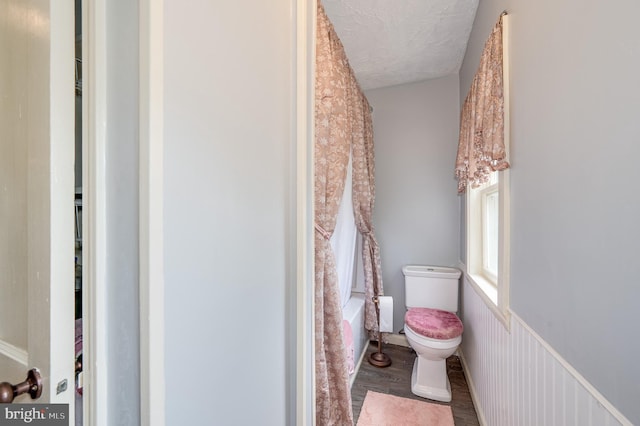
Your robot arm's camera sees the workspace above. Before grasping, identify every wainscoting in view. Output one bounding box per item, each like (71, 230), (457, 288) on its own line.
(459, 275), (632, 426)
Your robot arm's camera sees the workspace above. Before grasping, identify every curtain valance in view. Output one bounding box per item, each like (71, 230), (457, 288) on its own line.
(455, 17), (509, 193)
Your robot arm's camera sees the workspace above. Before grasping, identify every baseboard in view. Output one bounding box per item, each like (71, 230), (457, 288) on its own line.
(457, 349), (488, 426)
(386, 333), (409, 348)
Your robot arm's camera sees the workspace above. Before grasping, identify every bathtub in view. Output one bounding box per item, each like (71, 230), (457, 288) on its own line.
(342, 292), (368, 386)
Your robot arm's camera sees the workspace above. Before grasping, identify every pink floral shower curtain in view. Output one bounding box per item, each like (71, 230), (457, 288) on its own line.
(455, 17), (509, 193)
(314, 3), (384, 425)
(349, 74), (384, 340)
(314, 3), (354, 425)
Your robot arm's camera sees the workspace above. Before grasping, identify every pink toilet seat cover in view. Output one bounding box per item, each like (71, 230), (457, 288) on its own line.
(405, 307), (463, 340)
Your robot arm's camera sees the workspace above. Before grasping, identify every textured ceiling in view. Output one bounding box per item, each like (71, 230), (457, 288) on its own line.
(323, 0), (479, 90)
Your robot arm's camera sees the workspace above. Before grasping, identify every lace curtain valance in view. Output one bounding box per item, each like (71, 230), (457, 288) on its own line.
(455, 17), (510, 193)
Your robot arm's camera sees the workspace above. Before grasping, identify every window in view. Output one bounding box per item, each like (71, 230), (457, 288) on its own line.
(466, 168), (510, 326)
(480, 173), (498, 281)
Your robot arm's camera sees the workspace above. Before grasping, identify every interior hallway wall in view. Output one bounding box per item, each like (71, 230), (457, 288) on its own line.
(459, 0), (640, 423)
(162, 1), (296, 424)
(366, 76), (461, 332)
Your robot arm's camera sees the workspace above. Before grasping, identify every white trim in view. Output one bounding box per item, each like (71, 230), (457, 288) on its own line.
(458, 350), (488, 426)
(479, 182), (498, 281)
(0, 340), (28, 367)
(82, 0), (108, 424)
(296, 1), (316, 425)
(459, 262), (511, 330)
(139, 0), (165, 425)
(498, 13), (511, 316)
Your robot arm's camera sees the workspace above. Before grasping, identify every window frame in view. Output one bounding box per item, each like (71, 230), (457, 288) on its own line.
(480, 176), (499, 283)
(465, 168), (511, 329)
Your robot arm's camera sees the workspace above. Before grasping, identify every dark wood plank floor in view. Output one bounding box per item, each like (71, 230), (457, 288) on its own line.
(351, 342), (480, 425)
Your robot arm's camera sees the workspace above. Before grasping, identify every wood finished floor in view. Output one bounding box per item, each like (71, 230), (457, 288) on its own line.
(351, 342), (480, 425)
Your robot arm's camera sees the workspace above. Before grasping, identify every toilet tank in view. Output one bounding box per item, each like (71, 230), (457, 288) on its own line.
(402, 265), (462, 312)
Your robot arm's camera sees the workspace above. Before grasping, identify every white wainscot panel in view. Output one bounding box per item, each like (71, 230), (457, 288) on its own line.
(459, 274), (632, 426)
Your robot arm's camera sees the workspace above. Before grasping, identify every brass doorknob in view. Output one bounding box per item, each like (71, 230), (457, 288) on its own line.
(0, 369), (43, 403)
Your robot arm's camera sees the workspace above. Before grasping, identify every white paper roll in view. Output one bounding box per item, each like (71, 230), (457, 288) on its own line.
(378, 296), (394, 333)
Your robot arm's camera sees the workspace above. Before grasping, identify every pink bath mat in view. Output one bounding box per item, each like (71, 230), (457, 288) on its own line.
(356, 391), (454, 426)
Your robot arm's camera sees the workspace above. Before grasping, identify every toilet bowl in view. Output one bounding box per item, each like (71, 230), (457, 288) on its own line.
(402, 265), (463, 403)
(404, 307), (463, 402)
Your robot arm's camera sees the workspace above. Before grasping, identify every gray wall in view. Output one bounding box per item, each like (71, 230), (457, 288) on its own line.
(460, 0), (640, 422)
(105, 0), (140, 424)
(366, 76), (461, 332)
(163, 1), (295, 424)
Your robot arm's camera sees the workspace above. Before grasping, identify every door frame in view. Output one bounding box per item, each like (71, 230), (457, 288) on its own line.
(294, 0), (317, 424)
(138, 0), (165, 425)
(81, 0), (108, 424)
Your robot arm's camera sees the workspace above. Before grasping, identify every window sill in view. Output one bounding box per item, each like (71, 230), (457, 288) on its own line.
(459, 262), (511, 332)
(470, 273), (497, 304)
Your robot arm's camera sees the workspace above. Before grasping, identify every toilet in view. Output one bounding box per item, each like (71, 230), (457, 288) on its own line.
(402, 265), (463, 402)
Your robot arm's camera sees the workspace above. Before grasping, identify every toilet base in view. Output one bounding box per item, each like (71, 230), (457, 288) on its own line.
(410, 356), (452, 402)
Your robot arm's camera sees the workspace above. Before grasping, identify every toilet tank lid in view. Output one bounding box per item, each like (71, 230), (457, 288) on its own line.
(402, 265), (461, 279)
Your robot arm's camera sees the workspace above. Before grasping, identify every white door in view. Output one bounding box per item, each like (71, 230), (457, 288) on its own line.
(0, 0), (76, 418)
